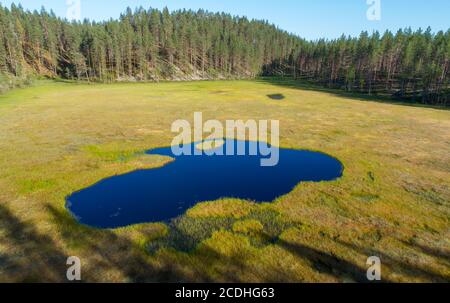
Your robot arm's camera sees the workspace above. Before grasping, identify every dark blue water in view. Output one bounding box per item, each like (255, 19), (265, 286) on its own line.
(67, 140), (343, 228)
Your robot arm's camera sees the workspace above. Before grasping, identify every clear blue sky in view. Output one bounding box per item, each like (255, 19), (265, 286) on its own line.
(1, 0), (449, 40)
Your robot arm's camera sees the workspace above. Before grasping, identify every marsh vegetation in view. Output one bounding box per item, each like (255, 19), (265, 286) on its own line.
(0, 80), (448, 282)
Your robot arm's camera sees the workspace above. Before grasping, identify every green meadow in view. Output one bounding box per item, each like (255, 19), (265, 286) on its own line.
(0, 80), (449, 282)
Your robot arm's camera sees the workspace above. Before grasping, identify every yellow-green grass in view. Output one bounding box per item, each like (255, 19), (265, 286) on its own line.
(0, 80), (449, 282)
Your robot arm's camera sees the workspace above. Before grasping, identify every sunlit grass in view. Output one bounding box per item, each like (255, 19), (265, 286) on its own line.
(0, 80), (449, 282)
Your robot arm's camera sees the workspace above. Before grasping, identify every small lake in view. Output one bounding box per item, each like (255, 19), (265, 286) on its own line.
(67, 140), (343, 228)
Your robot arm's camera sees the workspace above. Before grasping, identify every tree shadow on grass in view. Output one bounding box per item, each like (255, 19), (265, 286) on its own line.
(45, 204), (188, 282)
(0, 203), (68, 282)
(336, 239), (449, 282)
(185, 230), (384, 283)
(6, 201), (446, 282)
(2, 202), (286, 282)
(275, 237), (375, 283)
(399, 240), (450, 265)
(0, 201), (189, 282)
(148, 221), (376, 282)
(171, 234), (303, 283)
(258, 77), (450, 110)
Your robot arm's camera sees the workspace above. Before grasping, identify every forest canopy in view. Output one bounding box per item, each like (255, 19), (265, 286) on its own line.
(0, 4), (448, 105)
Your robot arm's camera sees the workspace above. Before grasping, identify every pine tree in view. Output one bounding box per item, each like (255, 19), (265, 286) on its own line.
(0, 3), (447, 105)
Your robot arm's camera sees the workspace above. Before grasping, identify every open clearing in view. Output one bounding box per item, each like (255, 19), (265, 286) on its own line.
(0, 80), (449, 282)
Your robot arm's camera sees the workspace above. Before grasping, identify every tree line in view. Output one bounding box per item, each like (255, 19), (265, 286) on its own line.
(265, 29), (449, 105)
(0, 4), (448, 105)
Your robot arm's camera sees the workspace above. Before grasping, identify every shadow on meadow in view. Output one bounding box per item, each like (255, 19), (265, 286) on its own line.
(0, 202), (178, 282)
(275, 238), (372, 283)
(146, 210), (380, 282)
(1, 202), (448, 282)
(45, 204), (176, 282)
(258, 77), (450, 110)
(400, 240), (450, 265)
(36, 205), (295, 283)
(336, 239), (449, 282)
(267, 94), (285, 100)
(0, 203), (68, 282)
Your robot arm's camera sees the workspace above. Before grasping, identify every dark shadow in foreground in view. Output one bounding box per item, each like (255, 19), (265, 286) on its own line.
(0, 204), (67, 282)
(1, 202), (448, 282)
(336, 239), (449, 282)
(276, 238), (374, 283)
